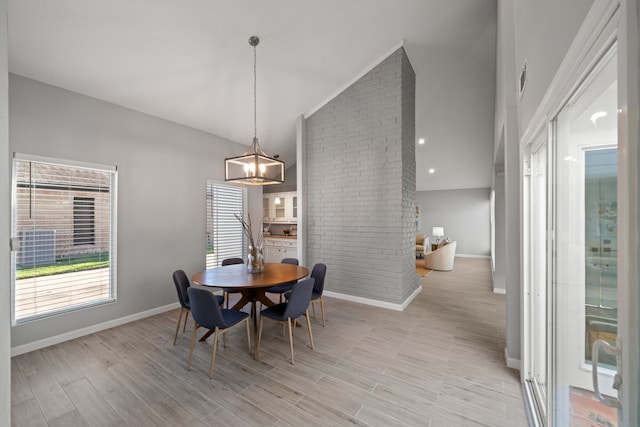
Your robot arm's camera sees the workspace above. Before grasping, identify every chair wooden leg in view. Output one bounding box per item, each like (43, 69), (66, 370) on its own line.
(182, 310), (189, 332)
(287, 318), (295, 364)
(210, 327), (220, 379)
(245, 318), (252, 354)
(311, 301), (316, 319)
(305, 310), (315, 350)
(255, 317), (264, 361)
(320, 297), (326, 327)
(187, 323), (199, 370)
(173, 307), (184, 345)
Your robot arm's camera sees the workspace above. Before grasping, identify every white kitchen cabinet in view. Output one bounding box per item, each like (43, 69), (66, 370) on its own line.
(263, 239), (279, 263)
(263, 238), (297, 263)
(281, 240), (297, 259)
(262, 192), (297, 223)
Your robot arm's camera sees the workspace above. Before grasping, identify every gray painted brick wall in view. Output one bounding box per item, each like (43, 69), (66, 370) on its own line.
(305, 48), (419, 305)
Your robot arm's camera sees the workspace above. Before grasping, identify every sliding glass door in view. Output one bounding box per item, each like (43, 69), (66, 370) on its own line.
(551, 42), (619, 426)
(524, 41), (620, 426)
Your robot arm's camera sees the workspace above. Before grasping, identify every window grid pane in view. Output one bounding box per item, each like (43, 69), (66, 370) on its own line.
(12, 157), (117, 323)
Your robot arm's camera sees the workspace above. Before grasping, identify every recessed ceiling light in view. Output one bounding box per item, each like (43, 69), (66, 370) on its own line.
(428, 168), (435, 174)
(418, 138), (425, 145)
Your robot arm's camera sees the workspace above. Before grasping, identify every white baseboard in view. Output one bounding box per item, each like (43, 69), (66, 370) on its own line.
(11, 302), (180, 357)
(505, 347), (521, 371)
(493, 288), (506, 294)
(324, 285), (422, 311)
(457, 254), (491, 259)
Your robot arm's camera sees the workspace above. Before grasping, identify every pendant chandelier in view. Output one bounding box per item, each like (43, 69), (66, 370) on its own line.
(225, 36), (285, 185)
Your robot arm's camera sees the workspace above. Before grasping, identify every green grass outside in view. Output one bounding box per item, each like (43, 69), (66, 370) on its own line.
(16, 253), (110, 279)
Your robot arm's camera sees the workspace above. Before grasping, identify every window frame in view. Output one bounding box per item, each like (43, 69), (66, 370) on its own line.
(205, 180), (247, 269)
(11, 153), (118, 325)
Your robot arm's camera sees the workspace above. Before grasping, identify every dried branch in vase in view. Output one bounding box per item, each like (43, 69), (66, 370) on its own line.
(234, 213), (264, 249)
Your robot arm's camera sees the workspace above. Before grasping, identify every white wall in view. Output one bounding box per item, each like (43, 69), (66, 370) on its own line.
(0, 0), (11, 422)
(9, 74), (261, 349)
(416, 188), (491, 257)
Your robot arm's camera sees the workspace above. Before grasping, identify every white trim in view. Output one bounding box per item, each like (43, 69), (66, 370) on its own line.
(494, 288), (507, 295)
(11, 302), (180, 356)
(324, 284), (422, 312)
(304, 40), (406, 118)
(618, 0), (639, 423)
(13, 152), (117, 172)
(505, 347), (522, 370)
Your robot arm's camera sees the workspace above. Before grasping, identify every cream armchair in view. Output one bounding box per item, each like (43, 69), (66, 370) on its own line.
(424, 240), (457, 271)
(416, 233), (428, 258)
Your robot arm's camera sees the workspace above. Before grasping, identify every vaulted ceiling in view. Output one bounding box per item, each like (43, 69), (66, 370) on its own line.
(8, 0), (497, 191)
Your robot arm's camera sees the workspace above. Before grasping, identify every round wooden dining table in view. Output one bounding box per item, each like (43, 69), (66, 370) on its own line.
(192, 262), (309, 343)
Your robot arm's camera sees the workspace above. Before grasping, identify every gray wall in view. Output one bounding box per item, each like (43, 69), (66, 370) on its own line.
(495, 0), (597, 365)
(1, 0), (10, 421)
(416, 188), (491, 257)
(512, 0), (593, 133)
(409, 1), (496, 192)
(9, 74), (262, 348)
(305, 48), (419, 305)
(264, 163), (296, 193)
(493, 169), (505, 292)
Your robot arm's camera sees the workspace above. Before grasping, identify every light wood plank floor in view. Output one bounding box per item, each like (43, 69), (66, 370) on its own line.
(11, 257), (528, 426)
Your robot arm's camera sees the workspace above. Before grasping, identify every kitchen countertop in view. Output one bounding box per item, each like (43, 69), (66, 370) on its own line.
(263, 235), (297, 240)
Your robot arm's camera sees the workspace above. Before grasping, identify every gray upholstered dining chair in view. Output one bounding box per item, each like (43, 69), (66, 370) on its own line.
(186, 287), (251, 379)
(255, 277), (315, 365)
(172, 269), (224, 345)
(220, 257), (245, 308)
(265, 258), (299, 303)
(286, 263), (327, 326)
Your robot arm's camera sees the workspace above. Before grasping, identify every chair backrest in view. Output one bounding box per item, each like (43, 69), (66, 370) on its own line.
(283, 278), (314, 319)
(310, 263), (327, 295)
(281, 258), (299, 265)
(187, 287), (226, 330)
(172, 269), (190, 309)
(222, 257), (244, 266)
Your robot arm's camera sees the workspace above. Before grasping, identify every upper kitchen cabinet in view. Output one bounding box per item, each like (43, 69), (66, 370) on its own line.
(263, 191), (297, 223)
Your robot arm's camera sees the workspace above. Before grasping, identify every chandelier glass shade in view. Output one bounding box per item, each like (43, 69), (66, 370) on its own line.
(225, 36), (285, 185)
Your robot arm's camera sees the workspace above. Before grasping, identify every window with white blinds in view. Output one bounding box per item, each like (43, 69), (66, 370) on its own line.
(206, 181), (246, 269)
(11, 154), (117, 324)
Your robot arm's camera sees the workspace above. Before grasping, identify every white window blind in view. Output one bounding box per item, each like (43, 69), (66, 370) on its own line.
(11, 154), (117, 324)
(206, 181), (246, 269)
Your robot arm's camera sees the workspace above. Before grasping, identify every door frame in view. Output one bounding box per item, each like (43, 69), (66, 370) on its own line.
(519, 1), (639, 424)
(617, 1), (639, 425)
(522, 129), (552, 424)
